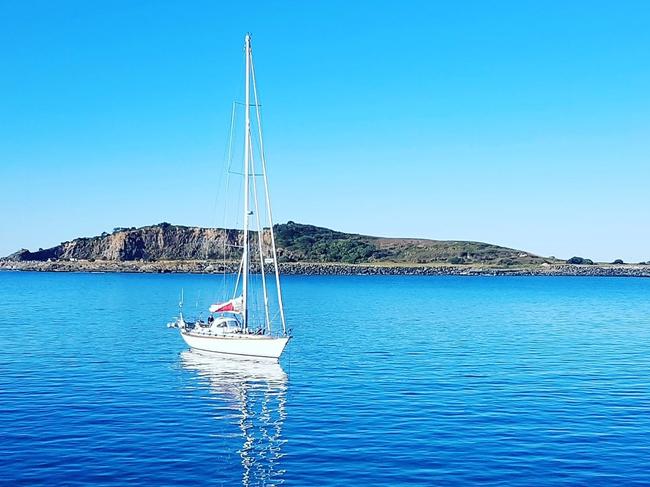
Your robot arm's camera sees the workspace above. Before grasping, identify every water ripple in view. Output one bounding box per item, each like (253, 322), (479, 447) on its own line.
(1, 273), (650, 485)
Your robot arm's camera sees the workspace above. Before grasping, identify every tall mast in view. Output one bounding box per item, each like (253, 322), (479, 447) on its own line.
(242, 33), (252, 330)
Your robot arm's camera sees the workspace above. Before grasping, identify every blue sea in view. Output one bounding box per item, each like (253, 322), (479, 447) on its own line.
(2, 272), (650, 486)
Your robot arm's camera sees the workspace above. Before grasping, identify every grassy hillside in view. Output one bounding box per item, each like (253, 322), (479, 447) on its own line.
(274, 222), (555, 265)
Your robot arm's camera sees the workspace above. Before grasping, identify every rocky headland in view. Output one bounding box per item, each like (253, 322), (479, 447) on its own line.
(2, 222), (648, 277)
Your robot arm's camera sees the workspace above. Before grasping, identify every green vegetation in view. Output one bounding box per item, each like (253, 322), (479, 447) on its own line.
(567, 256), (594, 265)
(275, 222), (376, 264)
(274, 222), (554, 266)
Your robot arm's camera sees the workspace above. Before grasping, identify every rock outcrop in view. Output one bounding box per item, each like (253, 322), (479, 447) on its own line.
(5, 223), (245, 262)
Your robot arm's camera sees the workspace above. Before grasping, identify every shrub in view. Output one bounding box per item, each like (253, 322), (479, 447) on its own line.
(274, 222), (376, 264)
(567, 256), (585, 264)
(612, 259), (624, 264)
(448, 256), (464, 264)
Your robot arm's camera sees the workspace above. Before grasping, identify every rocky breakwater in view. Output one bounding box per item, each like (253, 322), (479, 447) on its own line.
(277, 263), (650, 277)
(2, 260), (650, 277)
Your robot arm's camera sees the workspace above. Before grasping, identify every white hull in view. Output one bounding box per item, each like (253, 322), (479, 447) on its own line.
(180, 330), (290, 361)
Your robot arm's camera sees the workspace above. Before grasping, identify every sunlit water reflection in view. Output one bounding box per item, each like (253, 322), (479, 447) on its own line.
(180, 351), (288, 486)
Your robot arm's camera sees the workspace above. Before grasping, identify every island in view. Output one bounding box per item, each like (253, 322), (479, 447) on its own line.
(1, 222), (648, 277)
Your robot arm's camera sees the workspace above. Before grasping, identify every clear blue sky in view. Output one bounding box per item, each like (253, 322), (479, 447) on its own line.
(1, 1), (649, 262)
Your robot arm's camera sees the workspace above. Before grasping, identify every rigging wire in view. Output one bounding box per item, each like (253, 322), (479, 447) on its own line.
(221, 101), (237, 297)
(250, 141), (272, 332)
(250, 49), (288, 335)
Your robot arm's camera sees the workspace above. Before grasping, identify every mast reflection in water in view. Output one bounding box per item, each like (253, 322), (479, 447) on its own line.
(180, 351), (288, 486)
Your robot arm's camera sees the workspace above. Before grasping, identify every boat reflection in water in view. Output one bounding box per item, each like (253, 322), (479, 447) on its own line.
(180, 350), (288, 486)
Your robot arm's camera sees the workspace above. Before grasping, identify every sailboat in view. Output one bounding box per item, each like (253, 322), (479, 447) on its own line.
(168, 34), (291, 361)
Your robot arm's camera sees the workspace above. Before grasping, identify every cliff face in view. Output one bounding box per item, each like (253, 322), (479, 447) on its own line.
(7, 224), (246, 262)
(4, 221), (555, 265)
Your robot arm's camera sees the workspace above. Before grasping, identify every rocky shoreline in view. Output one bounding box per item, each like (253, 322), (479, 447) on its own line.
(1, 260), (649, 277)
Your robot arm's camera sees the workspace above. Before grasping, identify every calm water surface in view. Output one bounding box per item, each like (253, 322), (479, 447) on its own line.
(1, 272), (650, 485)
